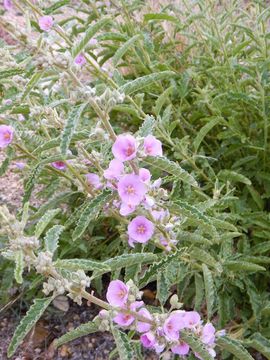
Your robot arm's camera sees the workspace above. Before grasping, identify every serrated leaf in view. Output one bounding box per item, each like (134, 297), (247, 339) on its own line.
(143, 156), (198, 187)
(154, 85), (173, 115)
(252, 241), (270, 255)
(72, 190), (111, 240)
(0, 146), (14, 176)
(60, 103), (86, 155)
(218, 170), (251, 185)
(72, 17), (111, 58)
(224, 261), (266, 272)
(111, 327), (134, 360)
(7, 297), (52, 357)
(194, 273), (204, 310)
(14, 251), (24, 284)
(194, 117), (223, 152)
(0, 68), (24, 80)
(245, 333), (270, 359)
(119, 71), (176, 95)
(202, 264), (215, 319)
(216, 336), (254, 360)
(157, 270), (171, 305)
(244, 279), (262, 319)
(112, 34), (141, 66)
(144, 13), (179, 23)
(21, 71), (44, 100)
(104, 253), (158, 271)
(55, 258), (110, 272)
(44, 225), (64, 254)
(35, 209), (60, 238)
(23, 164), (43, 204)
(136, 115), (155, 137)
(44, 0), (70, 14)
(190, 248), (218, 269)
(181, 332), (213, 360)
(55, 322), (98, 347)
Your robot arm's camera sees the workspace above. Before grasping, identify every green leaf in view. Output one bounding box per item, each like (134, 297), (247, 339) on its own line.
(119, 71), (176, 95)
(104, 253), (158, 271)
(143, 157), (198, 187)
(190, 248), (218, 269)
(14, 251), (24, 284)
(218, 170), (251, 185)
(224, 261), (266, 272)
(194, 273), (204, 310)
(35, 209), (61, 238)
(7, 297), (52, 357)
(202, 264), (215, 319)
(181, 332), (214, 360)
(252, 241), (270, 255)
(194, 117), (223, 152)
(60, 103), (87, 155)
(216, 336), (254, 360)
(55, 258), (110, 272)
(23, 164), (43, 204)
(111, 327), (134, 360)
(72, 190), (111, 240)
(154, 85), (173, 115)
(21, 71), (44, 100)
(112, 34), (141, 66)
(72, 17), (111, 58)
(0, 146), (14, 176)
(44, 225), (64, 254)
(245, 333), (270, 359)
(44, 0), (70, 14)
(0, 68), (24, 80)
(156, 270), (171, 305)
(144, 13), (179, 23)
(136, 115), (155, 137)
(244, 279), (262, 319)
(55, 322), (98, 348)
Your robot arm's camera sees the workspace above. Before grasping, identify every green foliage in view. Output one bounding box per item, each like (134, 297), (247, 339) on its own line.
(55, 322), (98, 347)
(44, 225), (64, 254)
(7, 297), (52, 357)
(111, 327), (134, 360)
(216, 336), (254, 360)
(35, 209), (61, 238)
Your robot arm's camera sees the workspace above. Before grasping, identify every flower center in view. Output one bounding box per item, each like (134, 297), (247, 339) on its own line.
(118, 289), (126, 299)
(3, 132), (10, 140)
(125, 185), (135, 195)
(137, 225), (146, 234)
(125, 145), (134, 156)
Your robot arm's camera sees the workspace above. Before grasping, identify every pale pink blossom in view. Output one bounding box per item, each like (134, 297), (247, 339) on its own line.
(201, 323), (216, 345)
(119, 203), (135, 216)
(112, 134), (137, 161)
(38, 16), (54, 32)
(106, 280), (129, 307)
(144, 135), (162, 157)
(140, 332), (156, 348)
(85, 173), (102, 189)
(139, 168), (151, 183)
(163, 311), (186, 340)
(136, 308), (152, 333)
(128, 216), (154, 244)
(104, 159), (124, 180)
(4, 0), (12, 11)
(118, 174), (146, 206)
(171, 341), (190, 355)
(74, 53), (86, 66)
(0, 125), (14, 148)
(51, 161), (66, 171)
(183, 311), (201, 328)
(15, 162), (26, 170)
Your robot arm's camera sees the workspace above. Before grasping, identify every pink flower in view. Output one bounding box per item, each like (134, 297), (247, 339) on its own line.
(15, 162), (26, 170)
(89, 38), (98, 46)
(4, 0), (12, 10)
(74, 53), (86, 66)
(119, 203), (135, 216)
(139, 168), (151, 183)
(201, 323), (216, 345)
(106, 280), (129, 307)
(140, 332), (156, 349)
(0, 125), (14, 148)
(128, 216), (154, 244)
(85, 173), (102, 189)
(183, 311), (201, 328)
(151, 209), (167, 221)
(112, 134), (137, 161)
(38, 16), (54, 32)
(144, 135), (162, 157)
(136, 308), (152, 333)
(104, 159), (124, 180)
(163, 311), (186, 340)
(118, 174), (146, 206)
(18, 114), (25, 121)
(171, 341), (190, 355)
(51, 161), (66, 171)
(113, 312), (135, 326)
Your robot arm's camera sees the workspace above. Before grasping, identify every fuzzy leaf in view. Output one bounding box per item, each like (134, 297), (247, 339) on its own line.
(111, 327), (134, 360)
(202, 264), (215, 319)
(105, 253), (158, 271)
(14, 251), (24, 284)
(44, 0), (70, 14)
(21, 71), (44, 100)
(35, 209), (61, 238)
(60, 103), (86, 155)
(0, 68), (24, 80)
(216, 336), (254, 360)
(143, 157), (198, 187)
(181, 332), (213, 360)
(245, 333), (270, 359)
(44, 225), (64, 254)
(224, 261), (266, 272)
(112, 34), (141, 66)
(55, 322), (98, 347)
(7, 297), (52, 357)
(72, 189), (111, 240)
(136, 115), (156, 137)
(144, 13), (179, 23)
(119, 71), (176, 95)
(55, 258), (110, 272)
(194, 273), (205, 310)
(194, 117), (223, 152)
(72, 17), (111, 58)
(154, 85), (173, 115)
(218, 170), (251, 185)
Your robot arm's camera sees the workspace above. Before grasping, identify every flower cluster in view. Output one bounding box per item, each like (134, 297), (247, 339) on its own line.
(99, 280), (221, 358)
